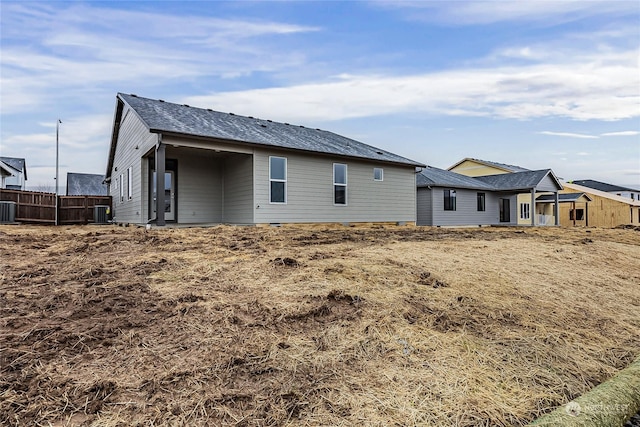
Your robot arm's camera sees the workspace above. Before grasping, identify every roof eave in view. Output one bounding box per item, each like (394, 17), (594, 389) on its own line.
(153, 129), (426, 168)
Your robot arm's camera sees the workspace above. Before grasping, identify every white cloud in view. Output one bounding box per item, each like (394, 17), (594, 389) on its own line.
(538, 131), (599, 139)
(601, 131), (640, 136)
(0, 3), (319, 114)
(377, 0), (638, 25)
(183, 47), (640, 123)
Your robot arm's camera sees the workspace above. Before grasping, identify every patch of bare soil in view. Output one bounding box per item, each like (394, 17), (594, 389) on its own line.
(0, 224), (638, 426)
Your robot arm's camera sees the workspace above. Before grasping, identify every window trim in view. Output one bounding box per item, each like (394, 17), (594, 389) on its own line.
(119, 173), (124, 202)
(373, 167), (384, 181)
(444, 189), (456, 211)
(520, 203), (531, 220)
(269, 156), (287, 204)
(477, 192), (486, 212)
(333, 163), (347, 206)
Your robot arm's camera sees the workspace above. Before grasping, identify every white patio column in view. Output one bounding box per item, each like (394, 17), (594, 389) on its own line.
(531, 188), (536, 226)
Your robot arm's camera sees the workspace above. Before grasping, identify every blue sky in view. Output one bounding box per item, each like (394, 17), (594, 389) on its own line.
(1, 0), (639, 190)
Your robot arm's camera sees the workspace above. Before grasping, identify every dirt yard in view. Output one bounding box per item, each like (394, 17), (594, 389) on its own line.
(1, 224), (639, 426)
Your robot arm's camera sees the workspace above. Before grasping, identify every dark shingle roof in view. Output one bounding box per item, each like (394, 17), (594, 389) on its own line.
(474, 169), (561, 191)
(66, 173), (107, 196)
(536, 193), (592, 203)
(571, 179), (638, 193)
(417, 166), (495, 190)
(0, 157), (27, 179)
(119, 93), (424, 167)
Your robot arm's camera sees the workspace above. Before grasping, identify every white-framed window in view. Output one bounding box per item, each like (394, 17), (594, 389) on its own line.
(520, 203), (530, 220)
(127, 167), (132, 200)
(333, 163), (347, 205)
(373, 167), (383, 181)
(269, 156), (287, 204)
(119, 173), (124, 202)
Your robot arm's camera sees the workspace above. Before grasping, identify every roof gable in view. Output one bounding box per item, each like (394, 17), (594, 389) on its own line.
(0, 160), (14, 177)
(116, 93), (425, 168)
(0, 157), (27, 179)
(474, 169), (563, 191)
(448, 157), (529, 174)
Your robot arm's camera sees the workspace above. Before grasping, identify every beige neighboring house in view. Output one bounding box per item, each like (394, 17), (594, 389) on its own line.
(561, 182), (640, 227)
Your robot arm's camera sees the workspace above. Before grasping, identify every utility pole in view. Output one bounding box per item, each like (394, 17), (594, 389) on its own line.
(55, 119), (61, 225)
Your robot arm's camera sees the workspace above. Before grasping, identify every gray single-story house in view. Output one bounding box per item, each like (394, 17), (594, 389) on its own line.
(417, 166), (563, 226)
(105, 93), (425, 226)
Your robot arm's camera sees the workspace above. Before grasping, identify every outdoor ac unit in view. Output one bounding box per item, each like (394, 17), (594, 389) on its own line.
(94, 205), (110, 224)
(0, 201), (16, 223)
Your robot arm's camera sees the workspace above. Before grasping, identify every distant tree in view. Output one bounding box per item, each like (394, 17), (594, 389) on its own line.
(30, 183), (56, 193)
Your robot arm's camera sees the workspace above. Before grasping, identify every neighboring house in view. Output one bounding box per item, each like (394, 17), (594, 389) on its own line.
(473, 169), (563, 226)
(448, 158), (563, 226)
(416, 166), (563, 226)
(535, 193), (593, 227)
(105, 93), (425, 226)
(561, 182), (640, 227)
(449, 157), (640, 228)
(417, 166), (499, 226)
(0, 157), (27, 190)
(0, 160), (14, 189)
(66, 173), (108, 196)
(447, 157), (529, 177)
(570, 179), (640, 202)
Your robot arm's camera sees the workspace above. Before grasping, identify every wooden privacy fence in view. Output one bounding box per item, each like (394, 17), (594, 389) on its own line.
(0, 189), (111, 224)
(58, 195), (112, 225)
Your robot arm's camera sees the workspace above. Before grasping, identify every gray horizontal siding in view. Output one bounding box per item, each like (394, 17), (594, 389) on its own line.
(254, 149), (416, 224)
(422, 188), (516, 226)
(416, 188), (433, 226)
(165, 146), (223, 224)
(111, 107), (157, 224)
(223, 153), (254, 224)
(431, 188), (499, 226)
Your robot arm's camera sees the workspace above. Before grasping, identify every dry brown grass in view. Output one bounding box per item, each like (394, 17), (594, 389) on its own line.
(0, 224), (639, 426)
